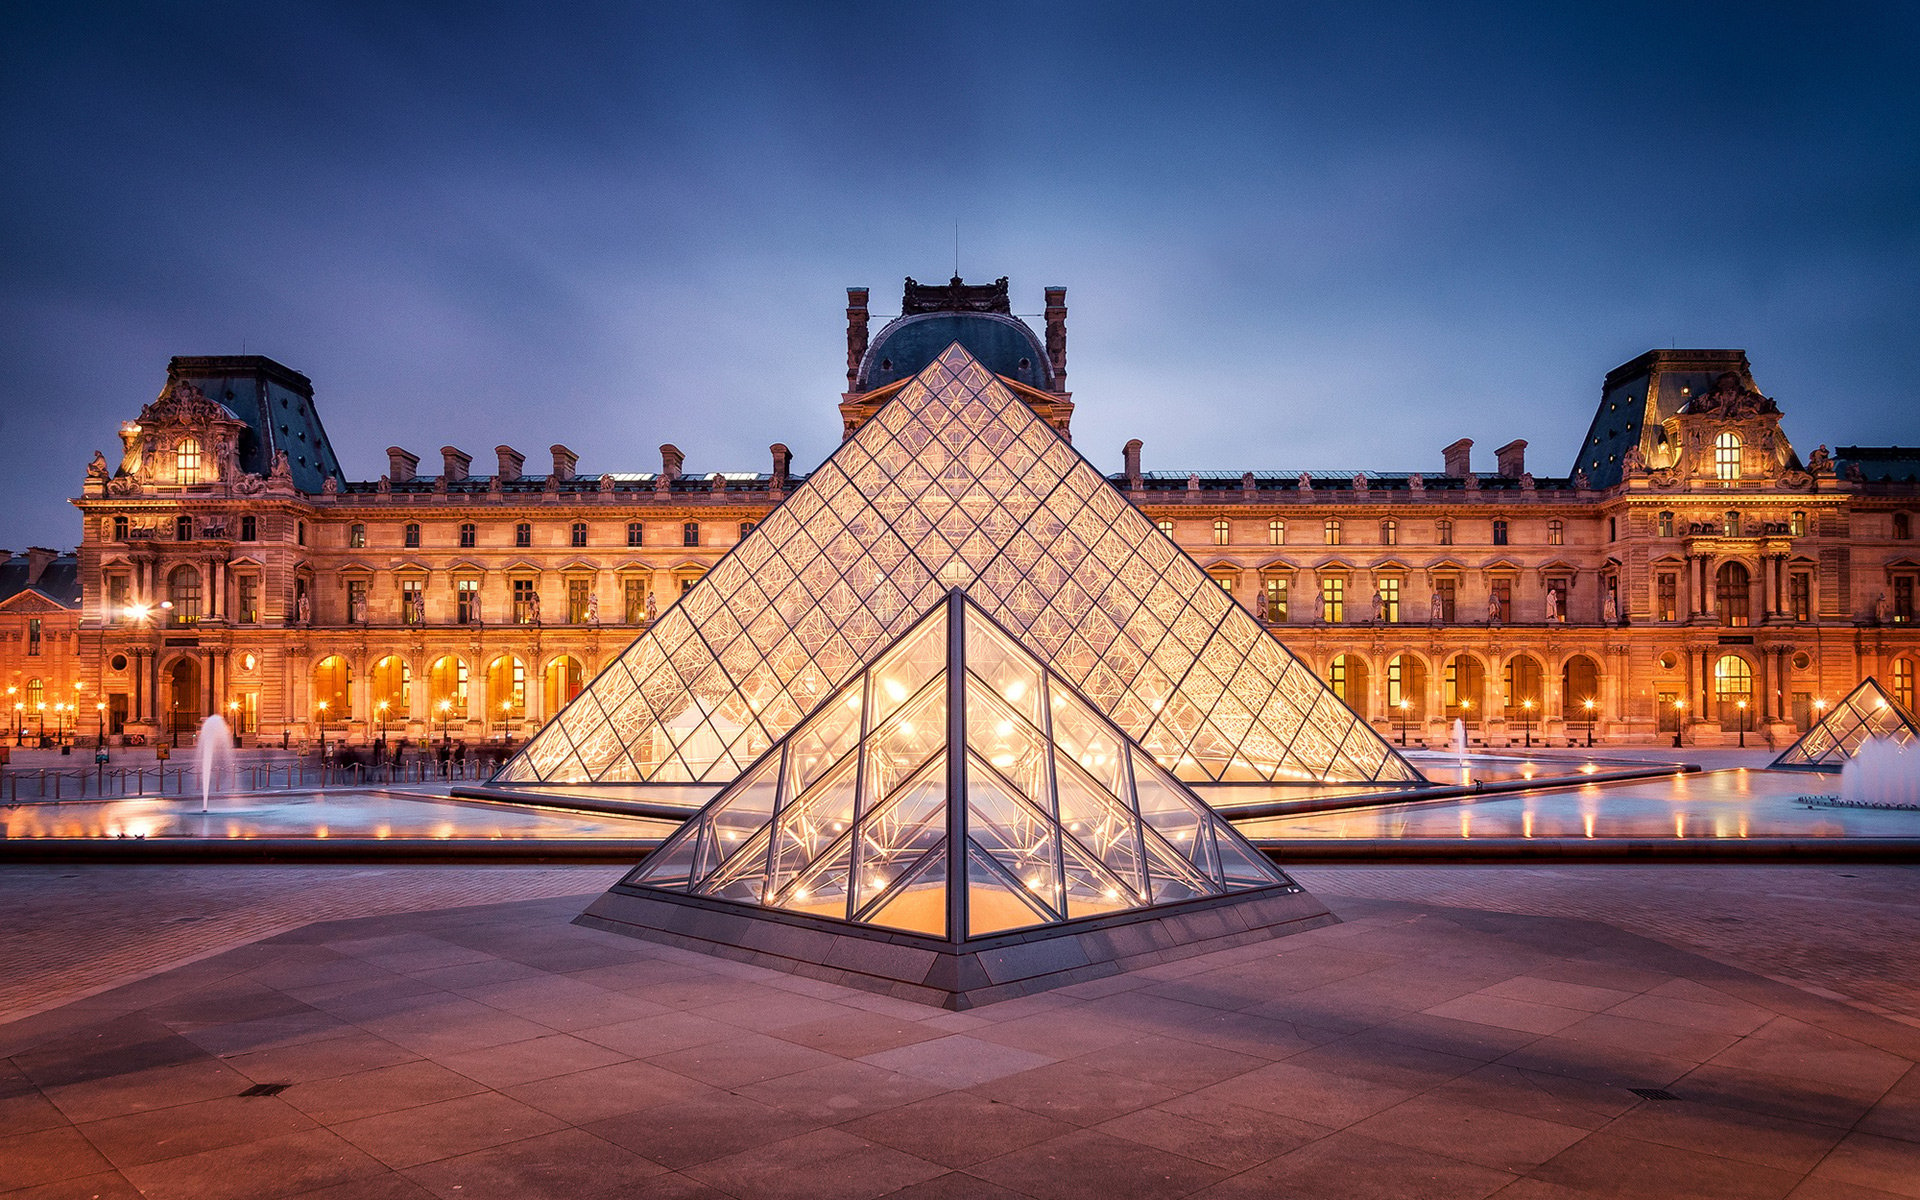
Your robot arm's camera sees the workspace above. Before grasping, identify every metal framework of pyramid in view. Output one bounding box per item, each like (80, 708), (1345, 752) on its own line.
(1772, 677), (1920, 769)
(499, 343), (1419, 788)
(576, 591), (1333, 1008)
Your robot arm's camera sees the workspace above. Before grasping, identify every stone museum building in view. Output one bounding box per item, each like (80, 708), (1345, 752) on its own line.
(58, 274), (1920, 751)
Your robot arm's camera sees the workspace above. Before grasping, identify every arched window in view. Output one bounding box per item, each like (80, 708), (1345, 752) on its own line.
(1380, 520), (1397, 546)
(1562, 655), (1601, 722)
(1893, 657), (1915, 712)
(312, 656), (351, 724)
(403, 522), (421, 548)
(1548, 520), (1564, 546)
(26, 678), (44, 710)
(459, 522), (476, 548)
(1714, 655), (1753, 728)
(1716, 562), (1751, 626)
(487, 655), (527, 719)
(349, 523), (366, 548)
(544, 656), (585, 714)
(1658, 511), (1674, 537)
(1269, 519), (1285, 545)
(1714, 432), (1742, 480)
(1326, 654), (1370, 718)
(428, 655), (468, 716)
(370, 656), (410, 720)
(1213, 519), (1230, 546)
(1387, 654), (1426, 722)
(1504, 654), (1543, 711)
(570, 522), (588, 547)
(167, 565), (201, 626)
(1444, 654), (1484, 721)
(1156, 520), (1174, 537)
(1324, 519), (1341, 546)
(175, 438), (201, 484)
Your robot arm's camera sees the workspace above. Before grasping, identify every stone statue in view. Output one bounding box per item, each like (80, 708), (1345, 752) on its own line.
(1487, 589), (1503, 626)
(1255, 591), (1268, 622)
(1622, 444), (1647, 474)
(321, 475), (340, 495)
(1571, 469), (1590, 491)
(117, 422), (144, 477)
(1876, 591), (1891, 625)
(646, 591), (658, 622)
(1429, 591), (1444, 627)
(526, 591), (542, 625)
(406, 594), (423, 624)
(269, 450), (292, 484)
(216, 437), (241, 482)
(1547, 588), (1564, 623)
(1371, 588), (1385, 624)
(1807, 444), (1833, 474)
(87, 451), (109, 482)
(1408, 473), (1424, 493)
(1351, 473), (1369, 496)
(1603, 590), (1619, 625)
(1316, 583), (1330, 624)
(598, 473), (615, 493)
(471, 594), (483, 625)
(1519, 472), (1535, 492)
(1296, 472), (1313, 494)
(349, 592), (365, 624)
(1186, 472), (1200, 493)
(586, 592), (600, 626)
(297, 594), (311, 625)
(376, 475), (391, 494)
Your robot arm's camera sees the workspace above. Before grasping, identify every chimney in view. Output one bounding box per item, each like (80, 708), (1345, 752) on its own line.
(770, 443), (792, 491)
(1123, 439), (1143, 489)
(1494, 439), (1528, 479)
(495, 445), (524, 482)
(386, 447), (419, 482)
(25, 547), (56, 587)
(846, 288), (870, 389)
(659, 444), (683, 483)
(1442, 438), (1474, 479)
(550, 444), (577, 481)
(440, 446), (470, 482)
(1044, 286), (1068, 389)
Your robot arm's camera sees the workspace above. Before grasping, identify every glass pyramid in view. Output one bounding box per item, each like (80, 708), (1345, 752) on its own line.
(499, 342), (1420, 787)
(1772, 677), (1920, 769)
(623, 591), (1293, 941)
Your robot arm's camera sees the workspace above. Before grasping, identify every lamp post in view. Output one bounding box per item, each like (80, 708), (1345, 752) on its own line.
(36, 701), (47, 746)
(226, 699), (240, 747)
(1397, 699), (1411, 746)
(96, 701), (107, 750)
(1736, 699), (1748, 748)
(1521, 698), (1534, 748)
(6, 685), (16, 744)
(1582, 697), (1596, 748)
(437, 698), (453, 745)
(51, 703), (66, 748)
(1672, 699), (1686, 748)
(316, 700), (329, 756)
(498, 700), (512, 745)
(375, 700), (391, 743)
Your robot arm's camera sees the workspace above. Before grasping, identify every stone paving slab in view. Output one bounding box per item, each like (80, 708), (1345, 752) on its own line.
(3, 875), (1920, 1197)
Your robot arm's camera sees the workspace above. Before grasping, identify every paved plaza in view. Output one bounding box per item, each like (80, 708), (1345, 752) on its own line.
(4, 863), (1919, 1198)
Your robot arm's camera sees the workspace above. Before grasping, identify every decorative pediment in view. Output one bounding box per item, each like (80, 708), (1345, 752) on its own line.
(0, 589), (76, 614)
(121, 378), (250, 487)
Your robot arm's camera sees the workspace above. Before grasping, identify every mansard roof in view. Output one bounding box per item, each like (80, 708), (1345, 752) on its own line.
(0, 551), (80, 610)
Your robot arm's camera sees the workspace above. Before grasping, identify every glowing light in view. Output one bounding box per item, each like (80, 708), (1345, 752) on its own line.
(1005, 681), (1025, 702)
(883, 679), (907, 703)
(996, 721), (1013, 736)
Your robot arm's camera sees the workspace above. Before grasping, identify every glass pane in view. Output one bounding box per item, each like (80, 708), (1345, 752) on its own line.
(854, 758), (947, 913)
(1215, 830), (1285, 888)
(967, 841), (1054, 936)
(1132, 748), (1219, 880)
(697, 822), (773, 904)
(784, 688), (863, 800)
(966, 757), (1061, 919)
(966, 687), (1050, 806)
(1050, 687), (1127, 796)
(865, 845), (948, 936)
(708, 750), (781, 856)
(628, 822), (700, 890)
(1054, 749), (1145, 900)
(769, 754), (860, 894)
(1060, 834), (1139, 920)
(773, 837), (853, 920)
(864, 681), (948, 805)
(870, 607), (948, 726)
(965, 615), (1046, 728)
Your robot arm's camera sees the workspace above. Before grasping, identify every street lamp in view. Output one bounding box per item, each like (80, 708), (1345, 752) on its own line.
(36, 701), (47, 745)
(375, 700), (391, 744)
(96, 701), (107, 750)
(437, 698), (453, 745)
(1396, 699), (1411, 746)
(498, 700), (512, 744)
(6, 685), (17, 744)
(1736, 699), (1748, 748)
(1521, 698), (1535, 748)
(316, 700), (330, 755)
(226, 699), (240, 747)
(1672, 699), (1687, 748)
(1582, 697), (1596, 748)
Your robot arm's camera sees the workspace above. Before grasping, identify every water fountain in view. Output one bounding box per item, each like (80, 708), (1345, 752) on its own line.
(1839, 737), (1920, 809)
(1451, 718), (1467, 756)
(196, 713), (236, 814)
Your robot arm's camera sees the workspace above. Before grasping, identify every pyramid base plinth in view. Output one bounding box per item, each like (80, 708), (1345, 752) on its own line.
(574, 883), (1337, 1010)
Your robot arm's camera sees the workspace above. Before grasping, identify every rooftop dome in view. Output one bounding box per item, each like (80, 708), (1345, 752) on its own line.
(858, 311), (1054, 392)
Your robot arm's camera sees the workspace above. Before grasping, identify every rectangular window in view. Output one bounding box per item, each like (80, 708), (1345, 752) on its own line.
(571, 522), (588, 548)
(627, 522), (644, 547)
(237, 575), (259, 624)
(1380, 520), (1397, 546)
(1436, 519), (1452, 546)
(106, 575), (129, 625)
(27, 618), (41, 656)
(113, 515), (129, 540)
(1492, 519), (1509, 546)
(459, 523), (476, 548)
(1324, 519), (1341, 546)
(347, 580), (368, 623)
(1658, 511), (1674, 537)
(1549, 520), (1564, 546)
(1897, 513), (1913, 540)
(1790, 510), (1806, 536)
(401, 579), (424, 624)
(349, 523), (366, 548)
(1322, 578), (1344, 623)
(568, 578), (591, 624)
(1434, 578), (1456, 623)
(682, 522), (699, 547)
(1213, 519), (1230, 545)
(1379, 578), (1399, 623)
(624, 578), (647, 623)
(457, 579), (480, 625)
(1156, 520), (1174, 537)
(512, 579), (536, 623)
(739, 521), (756, 539)
(1209, 573), (1234, 593)
(1490, 581), (1511, 622)
(1268, 519), (1285, 545)
(403, 523), (420, 548)
(239, 515), (256, 541)
(1263, 577), (1288, 622)
(1657, 573), (1678, 622)
(1790, 572), (1811, 621)
(1896, 577), (1915, 624)
(515, 522), (532, 548)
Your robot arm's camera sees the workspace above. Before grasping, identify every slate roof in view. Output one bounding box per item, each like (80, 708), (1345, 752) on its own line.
(0, 552), (81, 610)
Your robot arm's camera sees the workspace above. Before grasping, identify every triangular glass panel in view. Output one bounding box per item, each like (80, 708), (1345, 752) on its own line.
(863, 844), (948, 936)
(1773, 676), (1920, 769)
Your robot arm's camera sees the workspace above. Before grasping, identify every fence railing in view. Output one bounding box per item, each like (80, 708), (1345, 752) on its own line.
(0, 758), (497, 803)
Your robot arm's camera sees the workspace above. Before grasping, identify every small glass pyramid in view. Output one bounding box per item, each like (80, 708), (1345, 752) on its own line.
(499, 342), (1419, 788)
(1772, 677), (1920, 769)
(624, 590), (1292, 941)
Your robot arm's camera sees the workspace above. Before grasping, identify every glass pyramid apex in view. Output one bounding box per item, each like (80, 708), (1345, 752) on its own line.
(499, 342), (1421, 787)
(624, 591), (1295, 943)
(1772, 677), (1920, 769)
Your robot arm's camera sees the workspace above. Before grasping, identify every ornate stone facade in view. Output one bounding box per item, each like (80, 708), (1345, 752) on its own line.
(59, 286), (1920, 750)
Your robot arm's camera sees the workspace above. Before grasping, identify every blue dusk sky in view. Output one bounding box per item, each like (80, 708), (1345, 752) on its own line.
(2, 2), (1916, 549)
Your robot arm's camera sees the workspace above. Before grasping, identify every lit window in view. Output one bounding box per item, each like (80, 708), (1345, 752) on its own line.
(1790, 510), (1806, 536)
(1156, 520), (1174, 537)
(1658, 511), (1674, 537)
(1724, 510), (1740, 537)
(1548, 520), (1563, 546)
(515, 522), (532, 548)
(459, 522), (476, 548)
(1380, 520), (1397, 546)
(349, 523), (365, 548)
(175, 438), (201, 484)
(1210, 573), (1234, 593)
(627, 521), (644, 547)
(1379, 578), (1399, 622)
(456, 579), (480, 624)
(513, 578), (536, 623)
(1321, 578), (1344, 622)
(1324, 519), (1341, 546)
(404, 522), (420, 548)
(167, 565), (201, 626)
(1895, 658), (1915, 711)
(1714, 432), (1742, 480)
(1263, 577), (1287, 621)
(1213, 519), (1230, 546)
(571, 521), (588, 547)
(1268, 519), (1285, 545)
